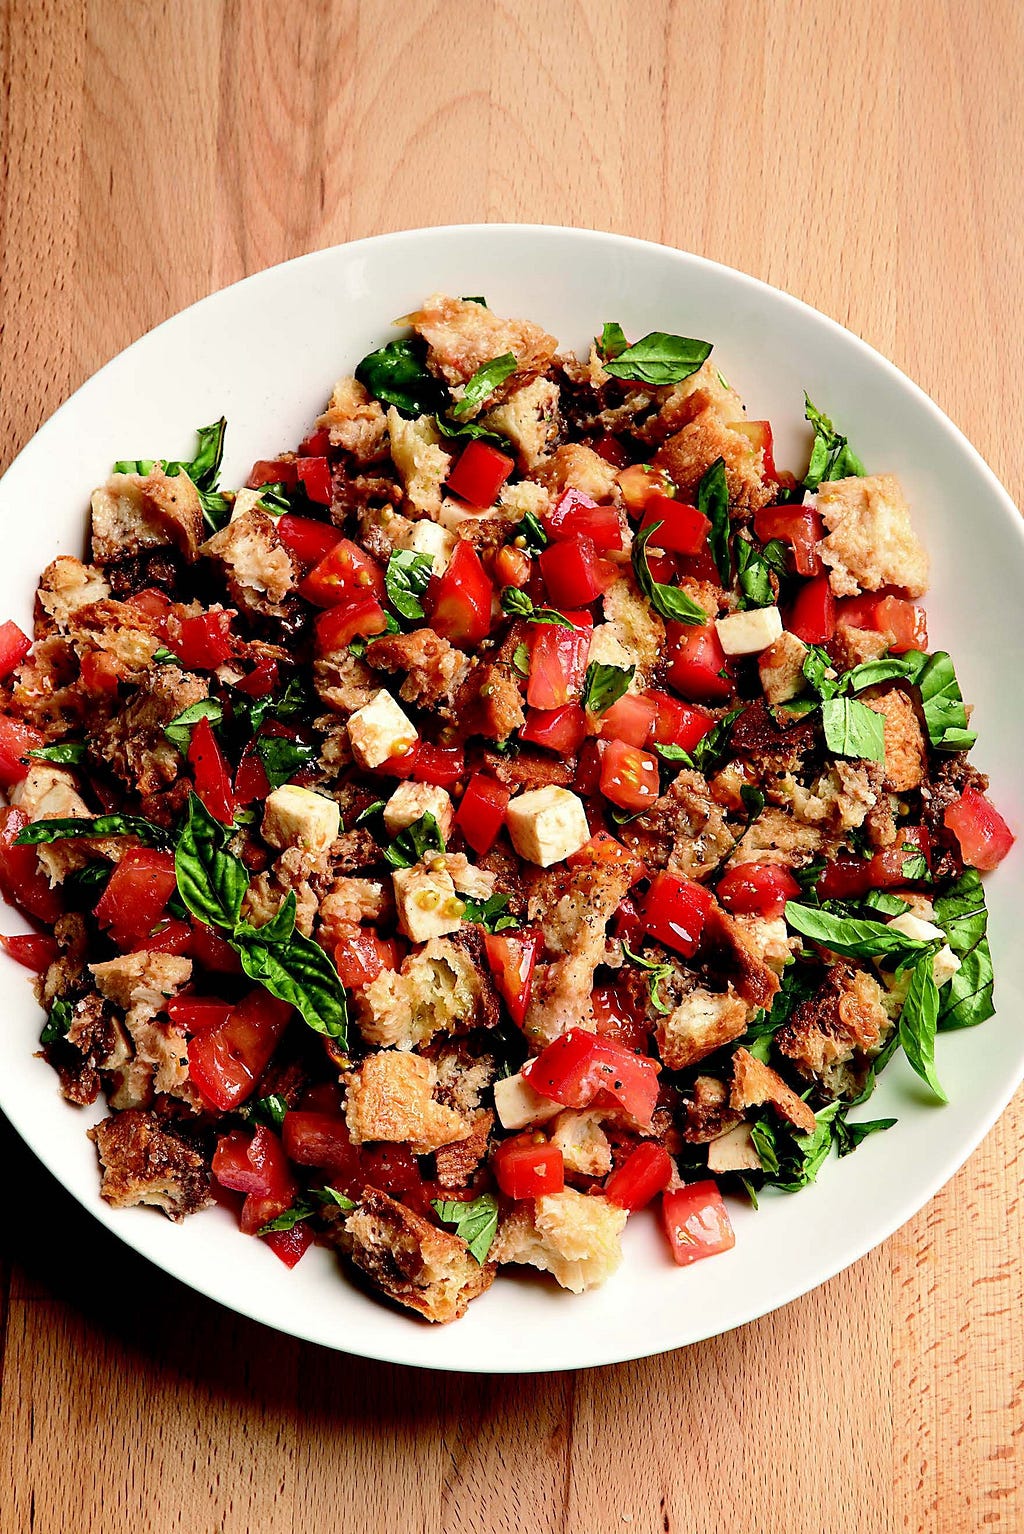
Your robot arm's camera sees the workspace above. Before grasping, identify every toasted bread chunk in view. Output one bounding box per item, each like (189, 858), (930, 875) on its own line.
(682, 1075), (743, 1144)
(407, 293), (558, 392)
(316, 377), (388, 463)
(776, 963), (890, 1097)
(730, 1047), (817, 1133)
(481, 377), (560, 470)
(817, 474), (928, 598)
(550, 1109), (613, 1176)
(341, 1188), (495, 1322)
(90, 1110), (211, 1221)
(202, 507), (296, 617)
(386, 410), (451, 517)
(758, 631), (808, 705)
(530, 443), (619, 502)
(356, 933), (496, 1049)
(91, 469), (205, 565)
(656, 987), (749, 1071)
(491, 1188), (626, 1293)
(344, 1051), (472, 1154)
(653, 407), (773, 511)
(861, 686), (927, 792)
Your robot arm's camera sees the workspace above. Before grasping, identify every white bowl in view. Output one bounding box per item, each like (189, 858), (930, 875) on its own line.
(1, 225), (1021, 1373)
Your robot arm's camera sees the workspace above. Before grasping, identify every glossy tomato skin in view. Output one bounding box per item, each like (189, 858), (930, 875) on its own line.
(247, 458), (299, 490)
(170, 610), (234, 670)
(661, 1181), (736, 1266)
(0, 806), (62, 923)
(524, 1028), (660, 1128)
(94, 848), (177, 950)
(411, 742), (465, 789)
(189, 920), (244, 974)
(446, 441), (514, 508)
(0, 621), (31, 680)
(647, 691), (714, 752)
(526, 616), (591, 709)
(428, 540), (494, 647)
(296, 455), (332, 505)
(716, 862), (800, 918)
(456, 773), (511, 855)
(282, 1111), (359, 1175)
(944, 787), (1015, 871)
(234, 743), (272, 805)
(539, 535), (616, 608)
(544, 489), (623, 552)
(591, 982), (651, 1053)
(0, 932), (57, 972)
(298, 538), (385, 609)
(599, 739), (660, 812)
(754, 504), (823, 576)
(187, 714), (236, 825)
(277, 513), (341, 565)
(817, 826), (931, 899)
(520, 703), (588, 755)
(492, 1134), (564, 1200)
(333, 928), (399, 989)
(568, 831), (646, 886)
(786, 574), (836, 644)
(166, 995), (234, 1033)
(0, 715), (44, 789)
(598, 693), (657, 747)
(640, 495), (711, 555)
(665, 623), (732, 702)
(212, 1124), (298, 1235)
(836, 592), (928, 654)
(641, 872), (713, 957)
(263, 1223), (313, 1268)
(134, 918), (192, 956)
(484, 928), (543, 1026)
(188, 989), (293, 1112)
(314, 598), (389, 653)
(605, 1142), (673, 1211)
(235, 657), (279, 698)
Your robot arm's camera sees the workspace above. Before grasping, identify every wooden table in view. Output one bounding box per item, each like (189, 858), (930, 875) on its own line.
(1, 2), (1021, 1529)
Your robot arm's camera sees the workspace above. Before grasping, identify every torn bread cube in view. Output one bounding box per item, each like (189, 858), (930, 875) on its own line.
(347, 689), (418, 770)
(550, 1109), (612, 1176)
(340, 1188), (494, 1323)
(758, 631), (808, 704)
(383, 782), (454, 841)
(817, 473), (929, 598)
(344, 1051), (471, 1153)
(261, 785), (340, 857)
(392, 863), (464, 943)
(707, 1122), (762, 1174)
(506, 785), (590, 867)
(491, 1188), (627, 1294)
(715, 606), (783, 656)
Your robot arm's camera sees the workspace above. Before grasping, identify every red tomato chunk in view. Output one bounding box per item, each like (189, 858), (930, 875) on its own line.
(213, 1124), (298, 1236)
(661, 1181), (736, 1266)
(600, 739), (660, 812)
(520, 703), (587, 755)
(544, 489), (623, 552)
(94, 848), (177, 950)
(539, 535), (616, 608)
(171, 609), (234, 670)
(716, 862), (800, 918)
(0, 715), (44, 789)
(605, 1142), (673, 1211)
(0, 621), (31, 680)
(944, 787), (1015, 871)
(189, 990), (292, 1112)
(298, 538), (385, 609)
(0, 932), (57, 972)
(642, 872), (713, 957)
(187, 714), (236, 826)
(446, 441), (514, 508)
(456, 773), (511, 855)
(665, 623), (732, 702)
(524, 1028), (660, 1129)
(484, 928), (542, 1027)
(428, 541), (494, 647)
(754, 504), (823, 577)
(0, 806), (62, 923)
(598, 693), (656, 748)
(277, 513), (341, 565)
(526, 617), (591, 709)
(786, 574), (835, 644)
(493, 1134), (565, 1200)
(640, 496), (711, 555)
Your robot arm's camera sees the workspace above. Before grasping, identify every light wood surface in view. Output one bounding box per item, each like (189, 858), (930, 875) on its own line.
(0, 2), (1021, 1530)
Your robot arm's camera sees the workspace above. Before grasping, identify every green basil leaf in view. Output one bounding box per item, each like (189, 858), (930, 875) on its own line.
(164, 699), (225, 755)
(235, 893), (298, 947)
(234, 929), (347, 1043)
(834, 1115), (897, 1157)
(597, 321), (628, 361)
(16, 814), (172, 848)
(451, 353), (517, 421)
(802, 644), (841, 700)
(863, 889), (910, 918)
(698, 458), (731, 584)
(499, 588), (576, 628)
(933, 870), (994, 1031)
(112, 458), (157, 475)
(581, 662), (634, 716)
(26, 742), (87, 766)
(802, 395), (865, 491)
(784, 901), (930, 959)
(689, 707), (743, 775)
(509, 512), (548, 553)
(176, 418), (227, 492)
(152, 646), (178, 665)
(239, 1092), (290, 1129)
(383, 811), (445, 870)
(632, 521), (709, 626)
(459, 892), (517, 932)
(898, 954), (947, 1102)
(63, 861), (112, 904)
(735, 537), (785, 609)
(384, 549), (434, 622)
(820, 696), (885, 762)
(434, 413), (511, 450)
(251, 482), (294, 517)
(511, 643), (530, 677)
(603, 331), (713, 387)
(355, 337), (447, 418)
(258, 1200), (316, 1234)
(621, 942), (674, 1015)
(916, 652), (977, 752)
(353, 799), (385, 828)
(431, 1194), (499, 1264)
(40, 996), (73, 1046)
(314, 1187), (357, 1210)
(255, 735), (318, 789)
(174, 792), (249, 930)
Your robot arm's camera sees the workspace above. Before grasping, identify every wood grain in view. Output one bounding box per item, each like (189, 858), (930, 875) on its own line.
(0, 1), (1021, 1529)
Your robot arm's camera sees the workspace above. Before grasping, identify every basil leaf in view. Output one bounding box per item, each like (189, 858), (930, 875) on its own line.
(863, 889), (910, 918)
(164, 699), (225, 755)
(40, 996), (73, 1046)
(152, 646), (178, 665)
(898, 954), (947, 1102)
(239, 1092), (290, 1130)
(598, 322), (628, 362)
(917, 652), (977, 752)
(258, 1200), (316, 1235)
(16, 814), (171, 848)
(315, 1187), (356, 1210)
(459, 892), (517, 932)
(689, 707), (743, 774)
(176, 418), (227, 493)
(431, 1194), (499, 1265)
(113, 458), (157, 475)
(353, 799), (385, 828)
(251, 482), (293, 517)
(63, 861), (112, 904)
(511, 643), (530, 677)
(434, 413), (511, 450)
(235, 894), (297, 948)
(632, 522), (709, 626)
(255, 735), (317, 789)
(803, 395), (865, 491)
(736, 537), (785, 609)
(933, 870), (994, 1031)
(174, 792), (249, 930)
(383, 811), (445, 870)
(785, 1100), (846, 1188)
(834, 1115), (897, 1157)
(581, 662), (634, 716)
(603, 331), (713, 387)
(462, 296), (487, 306)
(698, 458), (731, 584)
(802, 644), (840, 700)
(384, 549), (434, 622)
(751, 1100), (845, 1191)
(355, 337), (447, 418)
(26, 742), (87, 766)
(510, 512), (548, 553)
(821, 696), (885, 762)
(451, 353), (517, 420)
(235, 929), (347, 1042)
(843, 652), (926, 692)
(500, 588), (576, 628)
(621, 942), (674, 1015)
(784, 901), (930, 959)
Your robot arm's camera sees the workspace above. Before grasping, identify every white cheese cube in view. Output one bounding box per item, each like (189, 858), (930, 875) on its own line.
(392, 864), (464, 943)
(383, 782), (454, 840)
(406, 519), (456, 574)
(707, 1123), (762, 1174)
(505, 785), (590, 868)
(715, 605), (784, 656)
(887, 912), (945, 943)
(261, 785), (340, 857)
(493, 1071), (562, 1131)
(932, 944), (962, 989)
(347, 689), (418, 771)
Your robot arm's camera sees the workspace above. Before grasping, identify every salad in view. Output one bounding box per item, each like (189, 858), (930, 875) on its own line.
(0, 293), (1012, 1323)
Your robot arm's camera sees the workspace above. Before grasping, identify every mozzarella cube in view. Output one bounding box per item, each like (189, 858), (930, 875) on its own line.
(505, 785), (590, 867)
(261, 785), (340, 857)
(715, 605), (784, 656)
(932, 944), (962, 989)
(392, 864), (464, 943)
(887, 912), (945, 943)
(383, 782), (454, 841)
(347, 689), (418, 771)
(406, 519), (456, 574)
(493, 1071), (562, 1131)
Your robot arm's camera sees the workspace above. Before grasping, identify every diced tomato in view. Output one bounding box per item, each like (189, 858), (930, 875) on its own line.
(282, 1110), (359, 1175)
(837, 592), (928, 655)
(524, 1028), (661, 1129)
(598, 693), (657, 747)
(298, 427), (331, 457)
(733, 420), (778, 482)
(80, 649), (123, 696)
(262, 1223), (312, 1268)
(594, 434), (629, 468)
(665, 623), (732, 703)
(0, 715), (44, 789)
(234, 743), (272, 805)
(617, 463), (676, 513)
(247, 457), (299, 490)
(677, 537), (726, 587)
(754, 504), (823, 577)
(0, 621), (31, 680)
(591, 982), (650, 1053)
(539, 535), (616, 608)
(133, 918), (192, 956)
(166, 995), (235, 1033)
(126, 588), (173, 635)
(492, 1133), (564, 1200)
(427, 540), (494, 647)
(545, 489), (623, 552)
(235, 658), (279, 697)
(188, 989), (292, 1111)
(817, 827), (931, 900)
(411, 742), (465, 789)
(605, 1142), (673, 1211)
(520, 703), (588, 755)
(645, 547), (680, 584)
(0, 806), (62, 923)
(171, 609), (234, 670)
(0, 932), (56, 972)
(358, 1144), (427, 1204)
(212, 1124), (297, 1235)
(526, 617), (591, 709)
(446, 441), (514, 508)
(296, 455), (332, 505)
(611, 895), (646, 949)
(640, 495), (711, 555)
(298, 538), (385, 609)
(94, 847), (177, 950)
(568, 830), (645, 885)
(599, 739), (660, 812)
(641, 872), (713, 957)
(484, 928), (543, 1027)
(661, 1181), (735, 1266)
(494, 545), (532, 589)
(786, 574), (836, 644)
(277, 513), (341, 565)
(187, 714), (236, 825)
(716, 862), (800, 918)
(944, 787), (1015, 871)
(333, 928), (399, 989)
(647, 691), (714, 752)
(314, 598), (389, 653)
(456, 773), (511, 855)
(574, 737), (603, 797)
(189, 919), (243, 974)
(375, 742), (421, 780)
